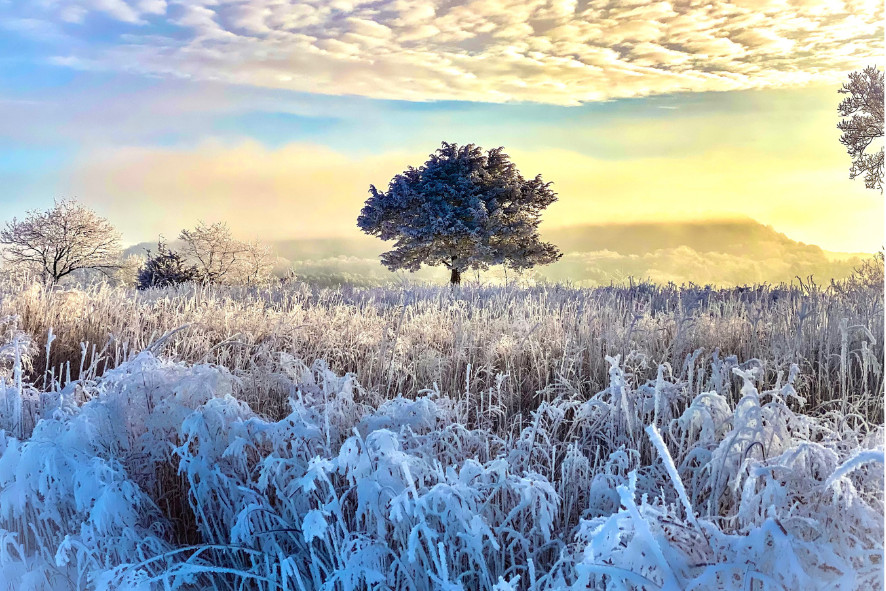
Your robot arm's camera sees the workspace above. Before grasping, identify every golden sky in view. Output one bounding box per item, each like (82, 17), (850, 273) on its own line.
(0, 0), (882, 254)
(63, 85), (883, 253)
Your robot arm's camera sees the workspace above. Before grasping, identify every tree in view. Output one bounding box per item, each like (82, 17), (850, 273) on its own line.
(233, 240), (275, 285)
(178, 221), (245, 283)
(357, 142), (562, 284)
(177, 222), (275, 285)
(838, 65), (884, 192)
(0, 199), (122, 284)
(136, 240), (199, 290)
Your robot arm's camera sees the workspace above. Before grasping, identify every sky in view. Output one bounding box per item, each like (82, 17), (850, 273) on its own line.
(0, 0), (882, 253)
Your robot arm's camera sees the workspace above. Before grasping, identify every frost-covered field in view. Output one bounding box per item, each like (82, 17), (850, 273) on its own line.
(0, 273), (882, 590)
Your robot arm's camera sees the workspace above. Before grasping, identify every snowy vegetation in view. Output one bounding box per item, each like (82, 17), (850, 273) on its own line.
(0, 268), (882, 590)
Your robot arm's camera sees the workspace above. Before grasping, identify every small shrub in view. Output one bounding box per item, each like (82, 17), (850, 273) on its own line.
(136, 241), (199, 290)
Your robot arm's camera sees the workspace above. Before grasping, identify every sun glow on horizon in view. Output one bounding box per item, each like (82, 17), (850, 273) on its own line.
(0, 1), (881, 257)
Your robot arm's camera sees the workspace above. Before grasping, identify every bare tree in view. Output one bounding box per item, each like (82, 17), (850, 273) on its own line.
(838, 65), (884, 192)
(0, 199), (122, 284)
(234, 240), (275, 285)
(178, 221), (245, 283)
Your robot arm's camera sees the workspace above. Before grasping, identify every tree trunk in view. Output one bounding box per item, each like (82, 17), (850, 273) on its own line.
(450, 268), (461, 284)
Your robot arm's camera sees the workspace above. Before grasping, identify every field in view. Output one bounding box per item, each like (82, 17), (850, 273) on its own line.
(0, 268), (883, 590)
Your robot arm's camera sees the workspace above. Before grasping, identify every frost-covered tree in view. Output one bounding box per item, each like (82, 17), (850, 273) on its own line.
(178, 221), (245, 284)
(0, 199), (121, 284)
(838, 65), (884, 192)
(357, 142), (562, 284)
(136, 240), (199, 290)
(232, 240), (275, 285)
(178, 222), (275, 285)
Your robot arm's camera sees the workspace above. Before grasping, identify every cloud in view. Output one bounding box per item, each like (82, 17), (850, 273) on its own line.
(0, 77), (384, 148)
(68, 141), (430, 243)
(275, 246), (869, 287)
(537, 244), (867, 287)
(2, 0), (881, 104)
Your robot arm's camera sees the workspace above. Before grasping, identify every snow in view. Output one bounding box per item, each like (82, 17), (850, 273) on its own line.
(0, 291), (882, 590)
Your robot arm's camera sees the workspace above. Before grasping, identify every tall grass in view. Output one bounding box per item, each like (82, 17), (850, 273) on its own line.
(0, 263), (882, 590)
(1, 266), (882, 423)
(0, 337), (881, 589)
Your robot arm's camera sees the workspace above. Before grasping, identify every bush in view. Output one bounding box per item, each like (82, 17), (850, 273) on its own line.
(136, 241), (199, 290)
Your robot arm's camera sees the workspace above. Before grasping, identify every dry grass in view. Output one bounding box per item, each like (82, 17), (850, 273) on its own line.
(0, 261), (882, 590)
(1, 260), (882, 423)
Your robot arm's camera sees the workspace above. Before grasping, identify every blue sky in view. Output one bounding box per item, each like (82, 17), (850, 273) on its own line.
(0, 0), (882, 251)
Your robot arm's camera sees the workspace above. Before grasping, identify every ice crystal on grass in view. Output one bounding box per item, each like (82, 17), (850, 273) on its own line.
(0, 282), (881, 590)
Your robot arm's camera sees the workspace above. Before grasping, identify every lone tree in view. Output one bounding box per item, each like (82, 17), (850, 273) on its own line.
(0, 199), (121, 284)
(838, 65), (884, 192)
(357, 142), (562, 284)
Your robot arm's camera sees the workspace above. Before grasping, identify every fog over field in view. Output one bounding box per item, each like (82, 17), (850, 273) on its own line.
(200, 218), (870, 287)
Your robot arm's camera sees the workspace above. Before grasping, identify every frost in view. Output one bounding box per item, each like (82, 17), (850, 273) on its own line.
(301, 510), (329, 544)
(0, 308), (881, 590)
(824, 448), (885, 489)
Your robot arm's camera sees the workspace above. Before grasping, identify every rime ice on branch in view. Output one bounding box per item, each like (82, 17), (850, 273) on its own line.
(0, 199), (122, 284)
(838, 65), (884, 192)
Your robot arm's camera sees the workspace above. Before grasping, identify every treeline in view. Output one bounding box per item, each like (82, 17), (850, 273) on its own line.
(0, 199), (276, 288)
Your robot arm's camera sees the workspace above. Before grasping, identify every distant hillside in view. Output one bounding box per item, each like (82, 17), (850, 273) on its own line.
(126, 219), (873, 287)
(536, 219), (869, 286)
(543, 219), (824, 259)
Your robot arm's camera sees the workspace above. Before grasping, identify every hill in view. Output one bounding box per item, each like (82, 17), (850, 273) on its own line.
(536, 219), (867, 286)
(545, 218), (820, 258)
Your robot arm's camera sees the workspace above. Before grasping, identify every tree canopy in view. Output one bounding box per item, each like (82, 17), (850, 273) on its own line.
(357, 142), (561, 283)
(0, 199), (121, 284)
(838, 65), (884, 192)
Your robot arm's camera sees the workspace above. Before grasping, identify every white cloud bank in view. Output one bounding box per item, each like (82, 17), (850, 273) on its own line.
(5, 0), (883, 104)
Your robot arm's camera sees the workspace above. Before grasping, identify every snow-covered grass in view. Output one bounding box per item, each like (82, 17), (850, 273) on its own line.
(0, 273), (882, 589)
(1, 271), (883, 423)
